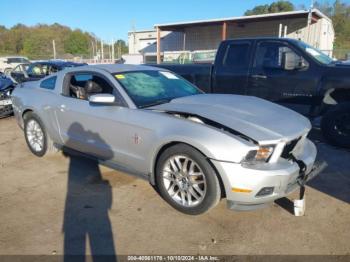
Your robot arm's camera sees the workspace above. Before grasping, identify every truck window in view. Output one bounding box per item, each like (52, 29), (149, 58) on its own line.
(28, 64), (44, 75)
(255, 42), (294, 69)
(223, 43), (250, 69)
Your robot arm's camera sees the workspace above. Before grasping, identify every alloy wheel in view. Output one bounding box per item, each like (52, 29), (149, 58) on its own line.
(162, 155), (207, 207)
(26, 119), (44, 152)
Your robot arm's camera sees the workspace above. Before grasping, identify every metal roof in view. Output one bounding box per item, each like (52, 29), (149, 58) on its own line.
(128, 29), (157, 34)
(154, 9), (330, 29)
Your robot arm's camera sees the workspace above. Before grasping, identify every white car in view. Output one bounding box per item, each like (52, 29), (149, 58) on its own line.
(0, 56), (30, 74)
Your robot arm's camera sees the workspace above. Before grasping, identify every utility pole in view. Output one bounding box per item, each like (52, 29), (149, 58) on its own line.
(307, 0), (315, 44)
(156, 27), (161, 64)
(95, 37), (98, 60)
(109, 44), (112, 61)
(52, 40), (56, 60)
(112, 38), (115, 62)
(91, 40), (95, 60)
(101, 40), (104, 62)
(131, 20), (136, 54)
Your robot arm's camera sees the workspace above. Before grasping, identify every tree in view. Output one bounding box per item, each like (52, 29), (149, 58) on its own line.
(114, 39), (128, 57)
(244, 0), (350, 58)
(314, 1), (333, 17)
(64, 30), (90, 56)
(245, 1), (294, 16)
(269, 1), (294, 13)
(0, 23), (128, 59)
(314, 0), (350, 55)
(245, 4), (270, 16)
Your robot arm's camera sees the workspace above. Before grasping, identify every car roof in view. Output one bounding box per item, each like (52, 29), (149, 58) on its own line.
(31, 61), (86, 67)
(72, 64), (163, 73)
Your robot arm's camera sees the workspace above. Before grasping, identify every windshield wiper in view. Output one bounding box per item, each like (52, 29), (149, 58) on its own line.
(139, 98), (174, 109)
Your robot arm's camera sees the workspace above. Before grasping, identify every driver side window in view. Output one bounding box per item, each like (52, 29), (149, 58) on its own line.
(255, 42), (295, 69)
(68, 73), (114, 100)
(13, 65), (21, 72)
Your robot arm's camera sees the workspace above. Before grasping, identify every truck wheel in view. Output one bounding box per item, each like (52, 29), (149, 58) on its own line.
(321, 103), (350, 148)
(156, 144), (221, 215)
(23, 112), (59, 157)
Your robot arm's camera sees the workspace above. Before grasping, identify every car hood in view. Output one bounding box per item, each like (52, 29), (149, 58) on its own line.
(0, 77), (13, 91)
(335, 60), (350, 66)
(151, 94), (311, 143)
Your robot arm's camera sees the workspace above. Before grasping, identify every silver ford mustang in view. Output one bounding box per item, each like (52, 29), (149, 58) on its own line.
(11, 64), (317, 215)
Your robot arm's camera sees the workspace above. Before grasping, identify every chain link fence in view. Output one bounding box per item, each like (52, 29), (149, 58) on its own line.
(2, 48), (350, 65)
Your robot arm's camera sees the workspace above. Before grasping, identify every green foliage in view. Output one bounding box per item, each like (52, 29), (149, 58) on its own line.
(0, 23), (128, 59)
(245, 1), (294, 16)
(64, 30), (90, 56)
(114, 40), (129, 56)
(245, 0), (350, 58)
(269, 1), (294, 13)
(314, 0), (350, 55)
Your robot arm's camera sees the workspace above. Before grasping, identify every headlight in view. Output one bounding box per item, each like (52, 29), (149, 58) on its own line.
(243, 145), (275, 164)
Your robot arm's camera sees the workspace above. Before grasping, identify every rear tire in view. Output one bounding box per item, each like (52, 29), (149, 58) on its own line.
(321, 103), (350, 148)
(23, 112), (59, 157)
(155, 144), (221, 215)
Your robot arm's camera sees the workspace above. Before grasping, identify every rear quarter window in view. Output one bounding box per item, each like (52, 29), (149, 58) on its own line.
(40, 76), (57, 90)
(223, 43), (251, 69)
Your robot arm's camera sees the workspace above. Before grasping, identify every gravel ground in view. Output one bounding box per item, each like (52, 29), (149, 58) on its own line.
(0, 116), (349, 256)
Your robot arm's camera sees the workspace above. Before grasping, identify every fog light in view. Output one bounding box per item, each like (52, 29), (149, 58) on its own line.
(256, 187), (274, 197)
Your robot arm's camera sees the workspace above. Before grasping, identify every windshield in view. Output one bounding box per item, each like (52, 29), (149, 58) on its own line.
(114, 70), (202, 108)
(296, 41), (334, 65)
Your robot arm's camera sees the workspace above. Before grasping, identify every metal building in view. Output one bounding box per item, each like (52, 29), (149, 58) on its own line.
(128, 29), (171, 55)
(129, 9), (334, 64)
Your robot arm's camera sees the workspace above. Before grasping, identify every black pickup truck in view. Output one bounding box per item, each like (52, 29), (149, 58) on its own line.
(155, 38), (350, 148)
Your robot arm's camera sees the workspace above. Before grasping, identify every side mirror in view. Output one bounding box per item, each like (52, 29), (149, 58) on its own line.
(88, 94), (115, 104)
(282, 51), (306, 71)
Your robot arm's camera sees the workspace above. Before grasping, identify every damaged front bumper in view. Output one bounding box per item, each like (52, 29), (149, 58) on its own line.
(0, 97), (13, 118)
(211, 139), (319, 211)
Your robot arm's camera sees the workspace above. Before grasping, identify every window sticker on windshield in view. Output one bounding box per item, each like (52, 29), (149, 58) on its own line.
(115, 74), (125, 79)
(160, 71), (179, 79)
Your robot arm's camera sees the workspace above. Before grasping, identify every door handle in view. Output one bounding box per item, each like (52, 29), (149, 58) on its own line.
(251, 74), (267, 79)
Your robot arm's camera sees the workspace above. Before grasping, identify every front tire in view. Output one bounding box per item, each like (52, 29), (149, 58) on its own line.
(24, 112), (58, 157)
(156, 144), (221, 215)
(321, 103), (350, 148)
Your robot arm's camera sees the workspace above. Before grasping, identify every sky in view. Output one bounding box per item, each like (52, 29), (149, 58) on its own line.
(1, 0), (315, 41)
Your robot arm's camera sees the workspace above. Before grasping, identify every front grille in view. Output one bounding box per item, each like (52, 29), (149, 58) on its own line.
(0, 92), (8, 100)
(281, 137), (301, 159)
(0, 104), (13, 117)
